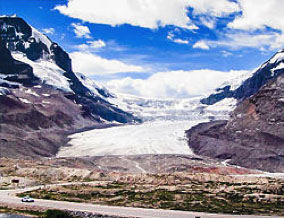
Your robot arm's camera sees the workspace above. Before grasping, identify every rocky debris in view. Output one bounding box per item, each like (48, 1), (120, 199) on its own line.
(187, 74), (284, 172)
(0, 86), (97, 158)
(0, 155), (258, 188)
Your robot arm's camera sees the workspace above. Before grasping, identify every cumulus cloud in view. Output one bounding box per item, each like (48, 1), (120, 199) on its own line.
(55, 0), (241, 30)
(55, 0), (200, 29)
(199, 16), (216, 29)
(167, 32), (189, 44)
(71, 23), (91, 38)
(199, 32), (284, 51)
(193, 41), (209, 50)
(76, 40), (106, 51)
(70, 52), (145, 75)
(187, 0), (240, 17)
(42, 28), (55, 35)
(106, 69), (248, 99)
(228, 0), (284, 32)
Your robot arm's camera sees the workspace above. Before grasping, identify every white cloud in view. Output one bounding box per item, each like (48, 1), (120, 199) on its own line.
(70, 52), (145, 75)
(55, 0), (240, 30)
(228, 0), (284, 32)
(221, 50), (233, 57)
(42, 28), (55, 35)
(106, 69), (248, 99)
(224, 0), (284, 50)
(193, 41), (209, 50)
(167, 32), (189, 44)
(71, 23), (91, 38)
(173, 39), (190, 44)
(55, 0), (199, 30)
(199, 16), (216, 29)
(76, 40), (106, 51)
(188, 0), (240, 17)
(201, 32), (284, 51)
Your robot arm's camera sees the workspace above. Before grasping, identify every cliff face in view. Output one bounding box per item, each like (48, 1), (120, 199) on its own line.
(187, 74), (284, 172)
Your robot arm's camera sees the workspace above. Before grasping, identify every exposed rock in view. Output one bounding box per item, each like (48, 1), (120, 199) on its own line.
(201, 50), (284, 105)
(0, 16), (139, 158)
(187, 75), (284, 172)
(0, 42), (37, 86)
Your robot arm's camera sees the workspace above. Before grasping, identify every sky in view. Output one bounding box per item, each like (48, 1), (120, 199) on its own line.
(1, 0), (284, 99)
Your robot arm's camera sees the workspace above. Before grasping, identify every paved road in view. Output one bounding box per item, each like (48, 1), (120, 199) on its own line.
(0, 183), (282, 218)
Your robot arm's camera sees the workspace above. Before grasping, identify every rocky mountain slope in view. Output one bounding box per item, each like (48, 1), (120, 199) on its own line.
(187, 51), (284, 173)
(0, 16), (138, 158)
(201, 50), (284, 105)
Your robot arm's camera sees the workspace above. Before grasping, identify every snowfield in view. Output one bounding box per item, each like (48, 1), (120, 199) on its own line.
(57, 120), (208, 157)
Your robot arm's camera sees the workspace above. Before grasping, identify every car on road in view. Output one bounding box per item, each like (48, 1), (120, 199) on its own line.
(21, 196), (34, 203)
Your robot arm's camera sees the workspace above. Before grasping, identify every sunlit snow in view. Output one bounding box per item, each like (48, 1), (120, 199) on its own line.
(57, 120), (207, 157)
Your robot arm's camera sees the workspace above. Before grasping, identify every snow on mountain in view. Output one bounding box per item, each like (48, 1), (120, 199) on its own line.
(31, 26), (52, 53)
(12, 51), (73, 92)
(218, 70), (255, 92)
(0, 16), (137, 124)
(75, 72), (113, 98)
(202, 49), (284, 105)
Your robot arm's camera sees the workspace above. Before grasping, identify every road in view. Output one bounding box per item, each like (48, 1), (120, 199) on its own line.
(0, 183), (282, 218)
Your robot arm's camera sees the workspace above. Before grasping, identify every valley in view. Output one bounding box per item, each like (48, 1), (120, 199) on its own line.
(1, 13), (284, 218)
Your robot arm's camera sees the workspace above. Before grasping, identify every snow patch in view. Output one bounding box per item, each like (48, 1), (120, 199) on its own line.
(271, 62), (284, 76)
(19, 98), (31, 104)
(31, 26), (52, 53)
(219, 70), (254, 91)
(0, 87), (9, 95)
(269, 51), (284, 64)
(75, 72), (111, 98)
(12, 52), (73, 93)
(25, 89), (39, 97)
(205, 98), (237, 114)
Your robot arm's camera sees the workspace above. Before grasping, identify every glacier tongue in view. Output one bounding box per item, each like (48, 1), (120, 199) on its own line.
(57, 92), (234, 157)
(57, 120), (206, 157)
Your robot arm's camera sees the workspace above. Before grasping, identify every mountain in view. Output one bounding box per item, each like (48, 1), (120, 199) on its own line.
(201, 50), (284, 105)
(186, 51), (284, 173)
(109, 93), (231, 122)
(0, 16), (138, 158)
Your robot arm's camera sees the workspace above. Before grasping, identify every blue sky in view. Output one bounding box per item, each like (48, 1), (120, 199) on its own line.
(1, 0), (284, 98)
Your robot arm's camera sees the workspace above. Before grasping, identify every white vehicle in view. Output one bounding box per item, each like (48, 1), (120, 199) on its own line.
(21, 196), (34, 203)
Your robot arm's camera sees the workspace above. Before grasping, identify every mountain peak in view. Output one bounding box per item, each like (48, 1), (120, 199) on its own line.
(201, 49), (284, 105)
(0, 16), (138, 124)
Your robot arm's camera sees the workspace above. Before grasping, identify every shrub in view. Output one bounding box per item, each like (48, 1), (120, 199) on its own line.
(45, 210), (74, 218)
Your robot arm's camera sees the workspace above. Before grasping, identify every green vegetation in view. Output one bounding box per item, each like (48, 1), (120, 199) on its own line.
(19, 180), (284, 216)
(0, 206), (45, 217)
(45, 210), (76, 218)
(0, 207), (76, 218)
